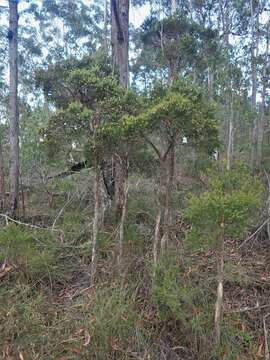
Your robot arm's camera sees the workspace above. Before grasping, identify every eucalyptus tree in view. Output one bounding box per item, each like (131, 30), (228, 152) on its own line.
(9, 0), (19, 217)
(0, 132), (5, 211)
(256, 19), (270, 169)
(110, 0), (131, 221)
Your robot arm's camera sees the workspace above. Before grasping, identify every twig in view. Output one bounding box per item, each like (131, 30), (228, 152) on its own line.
(0, 213), (63, 234)
(225, 304), (270, 314)
(52, 192), (76, 229)
(238, 219), (269, 249)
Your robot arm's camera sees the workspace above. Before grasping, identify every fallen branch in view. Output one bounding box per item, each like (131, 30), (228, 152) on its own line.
(238, 219), (269, 249)
(225, 303), (270, 314)
(0, 214), (63, 236)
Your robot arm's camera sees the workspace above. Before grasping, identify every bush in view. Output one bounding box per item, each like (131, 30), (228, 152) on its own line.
(185, 162), (264, 249)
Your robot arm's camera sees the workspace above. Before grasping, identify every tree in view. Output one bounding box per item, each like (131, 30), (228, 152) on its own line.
(250, 0), (260, 170)
(102, 79), (219, 263)
(111, 0), (130, 219)
(9, 0), (19, 217)
(111, 0), (130, 87)
(0, 134), (5, 211)
(256, 19), (270, 169)
(39, 58), (140, 280)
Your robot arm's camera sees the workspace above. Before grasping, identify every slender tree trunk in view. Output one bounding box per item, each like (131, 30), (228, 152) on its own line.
(250, 0), (259, 170)
(214, 230), (224, 347)
(115, 156), (126, 218)
(9, 0), (19, 218)
(90, 164), (101, 284)
(118, 178), (128, 270)
(20, 171), (25, 218)
(171, 0), (177, 15)
(207, 66), (214, 99)
(219, 0), (230, 47)
(168, 0), (178, 83)
(256, 21), (270, 169)
(103, 0), (109, 54)
(0, 138), (5, 211)
(153, 189), (161, 268)
(160, 144), (175, 255)
(226, 94), (234, 170)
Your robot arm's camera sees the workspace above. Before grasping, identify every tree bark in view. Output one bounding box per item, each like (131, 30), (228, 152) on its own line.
(111, 0), (129, 88)
(0, 138), (5, 211)
(118, 178), (128, 270)
(171, 0), (177, 15)
(9, 0), (19, 218)
(153, 189), (161, 268)
(250, 0), (259, 170)
(90, 164), (101, 284)
(226, 94), (234, 171)
(111, 0), (130, 217)
(256, 21), (270, 169)
(103, 0), (109, 54)
(207, 66), (214, 99)
(160, 143), (175, 255)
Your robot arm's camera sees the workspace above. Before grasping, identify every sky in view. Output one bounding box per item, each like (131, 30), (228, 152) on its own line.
(0, 0), (150, 28)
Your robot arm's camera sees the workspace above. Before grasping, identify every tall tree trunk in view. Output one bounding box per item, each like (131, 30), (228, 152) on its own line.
(250, 0), (259, 170)
(111, 0), (129, 88)
(207, 66), (214, 99)
(0, 138), (5, 211)
(219, 0), (230, 47)
(171, 0), (177, 15)
(103, 0), (109, 54)
(9, 0), (19, 218)
(256, 21), (270, 169)
(111, 0), (129, 215)
(226, 94), (234, 170)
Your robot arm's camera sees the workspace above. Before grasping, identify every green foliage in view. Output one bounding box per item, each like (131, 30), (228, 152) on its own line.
(98, 78), (219, 156)
(185, 163), (264, 249)
(152, 260), (203, 324)
(0, 224), (55, 280)
(40, 58), (142, 163)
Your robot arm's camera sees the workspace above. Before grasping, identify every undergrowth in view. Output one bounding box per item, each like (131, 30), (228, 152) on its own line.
(0, 185), (267, 359)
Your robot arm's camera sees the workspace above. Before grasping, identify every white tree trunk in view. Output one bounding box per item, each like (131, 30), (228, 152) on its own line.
(171, 0), (177, 15)
(214, 232), (224, 346)
(226, 97), (234, 171)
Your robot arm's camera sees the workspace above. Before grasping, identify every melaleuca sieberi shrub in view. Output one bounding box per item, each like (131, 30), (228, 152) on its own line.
(97, 78), (219, 155)
(185, 162), (264, 250)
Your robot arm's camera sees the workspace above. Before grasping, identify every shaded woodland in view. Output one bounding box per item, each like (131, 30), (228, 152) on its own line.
(1, 0), (270, 359)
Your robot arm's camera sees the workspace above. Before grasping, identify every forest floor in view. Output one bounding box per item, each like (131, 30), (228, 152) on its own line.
(0, 170), (270, 360)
